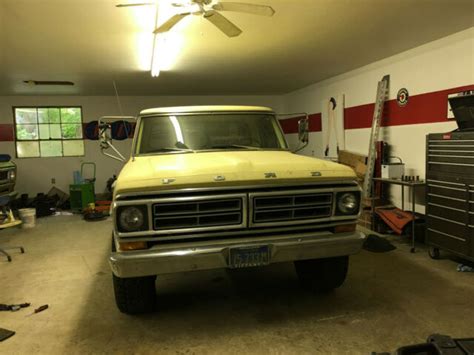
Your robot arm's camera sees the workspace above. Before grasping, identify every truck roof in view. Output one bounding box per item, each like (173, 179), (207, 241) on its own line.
(139, 105), (274, 116)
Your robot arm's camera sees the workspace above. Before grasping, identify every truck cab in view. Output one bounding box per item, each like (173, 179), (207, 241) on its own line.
(107, 106), (364, 314)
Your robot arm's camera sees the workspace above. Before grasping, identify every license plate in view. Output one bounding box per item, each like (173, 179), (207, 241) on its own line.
(229, 246), (270, 268)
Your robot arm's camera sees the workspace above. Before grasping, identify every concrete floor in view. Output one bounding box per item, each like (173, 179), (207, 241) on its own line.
(1, 216), (473, 354)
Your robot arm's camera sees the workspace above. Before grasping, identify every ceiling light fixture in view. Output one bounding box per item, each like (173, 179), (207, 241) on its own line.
(23, 80), (75, 86)
(118, 1), (186, 78)
(150, 3), (161, 77)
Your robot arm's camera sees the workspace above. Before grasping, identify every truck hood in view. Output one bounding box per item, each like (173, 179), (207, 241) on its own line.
(114, 151), (356, 194)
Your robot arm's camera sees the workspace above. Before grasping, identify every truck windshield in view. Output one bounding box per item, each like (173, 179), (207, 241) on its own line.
(136, 113), (287, 154)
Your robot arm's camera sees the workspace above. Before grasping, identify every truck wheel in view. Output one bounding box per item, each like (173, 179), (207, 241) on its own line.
(113, 274), (156, 314)
(111, 234), (156, 314)
(294, 256), (349, 292)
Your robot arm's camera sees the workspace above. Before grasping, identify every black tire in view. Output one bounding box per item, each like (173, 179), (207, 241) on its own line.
(294, 256), (349, 292)
(428, 247), (440, 260)
(111, 234), (156, 314)
(113, 274), (156, 314)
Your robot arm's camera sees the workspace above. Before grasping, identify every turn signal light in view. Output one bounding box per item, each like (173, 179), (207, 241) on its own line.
(119, 241), (148, 251)
(334, 224), (356, 233)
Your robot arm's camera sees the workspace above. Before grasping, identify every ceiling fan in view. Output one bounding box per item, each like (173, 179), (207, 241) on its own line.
(116, 1), (275, 38)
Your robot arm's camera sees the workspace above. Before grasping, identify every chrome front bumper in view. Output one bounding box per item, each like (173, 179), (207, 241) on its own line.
(109, 230), (365, 278)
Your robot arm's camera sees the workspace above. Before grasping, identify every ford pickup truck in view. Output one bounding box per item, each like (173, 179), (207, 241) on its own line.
(105, 106), (364, 314)
(0, 156), (17, 200)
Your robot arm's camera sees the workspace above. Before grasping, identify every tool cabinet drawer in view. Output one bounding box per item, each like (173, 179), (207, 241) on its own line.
(427, 227), (471, 256)
(427, 136), (474, 175)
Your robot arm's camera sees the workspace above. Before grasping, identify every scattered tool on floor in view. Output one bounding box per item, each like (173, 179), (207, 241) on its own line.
(373, 333), (474, 354)
(0, 327), (15, 342)
(26, 304), (48, 316)
(0, 303), (30, 311)
(457, 264), (474, 272)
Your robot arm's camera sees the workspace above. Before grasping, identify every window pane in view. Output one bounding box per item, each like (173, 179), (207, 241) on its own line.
(39, 124), (50, 139)
(50, 124), (62, 139)
(17, 141), (40, 158)
(16, 124), (38, 140)
(40, 140), (62, 157)
(38, 108), (60, 123)
(63, 140), (84, 156)
(62, 123), (83, 139)
(60, 108), (81, 123)
(39, 124), (62, 139)
(15, 108), (37, 124)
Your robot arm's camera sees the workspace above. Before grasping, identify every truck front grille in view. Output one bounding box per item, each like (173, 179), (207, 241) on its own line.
(0, 170), (8, 182)
(153, 198), (243, 230)
(251, 192), (333, 226)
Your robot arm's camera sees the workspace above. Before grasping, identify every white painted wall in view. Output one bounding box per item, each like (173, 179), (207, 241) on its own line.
(0, 95), (284, 196)
(1, 27), (473, 211)
(284, 28), (474, 212)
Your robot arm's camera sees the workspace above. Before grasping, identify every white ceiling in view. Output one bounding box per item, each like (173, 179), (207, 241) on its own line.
(0, 0), (472, 95)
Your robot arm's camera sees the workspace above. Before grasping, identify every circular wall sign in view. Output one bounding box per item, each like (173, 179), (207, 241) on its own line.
(397, 88), (409, 107)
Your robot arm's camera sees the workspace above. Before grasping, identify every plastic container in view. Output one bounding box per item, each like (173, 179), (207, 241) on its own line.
(18, 208), (36, 229)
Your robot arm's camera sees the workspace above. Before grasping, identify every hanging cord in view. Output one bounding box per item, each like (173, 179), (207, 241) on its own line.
(112, 80), (130, 139)
(113, 80), (124, 116)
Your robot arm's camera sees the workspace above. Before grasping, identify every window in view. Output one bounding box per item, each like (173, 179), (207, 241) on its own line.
(137, 113), (287, 155)
(14, 107), (84, 158)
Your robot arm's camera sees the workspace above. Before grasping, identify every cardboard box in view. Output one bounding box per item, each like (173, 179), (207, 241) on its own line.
(338, 150), (367, 168)
(355, 161), (367, 177)
(339, 150), (368, 181)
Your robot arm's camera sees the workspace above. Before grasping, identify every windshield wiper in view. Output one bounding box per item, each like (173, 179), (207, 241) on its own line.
(210, 144), (261, 150)
(146, 147), (193, 153)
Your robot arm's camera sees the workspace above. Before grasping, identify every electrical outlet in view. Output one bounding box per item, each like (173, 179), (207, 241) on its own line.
(51, 178), (56, 184)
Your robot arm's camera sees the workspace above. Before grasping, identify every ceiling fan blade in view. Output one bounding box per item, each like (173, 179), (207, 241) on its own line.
(204, 10), (242, 37)
(153, 13), (191, 34)
(116, 3), (155, 7)
(212, 2), (275, 16)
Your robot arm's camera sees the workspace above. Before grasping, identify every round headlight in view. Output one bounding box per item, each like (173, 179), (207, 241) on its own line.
(8, 170), (16, 181)
(337, 193), (358, 214)
(119, 206), (145, 232)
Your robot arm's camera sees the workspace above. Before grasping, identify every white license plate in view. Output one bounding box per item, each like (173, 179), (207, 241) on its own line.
(229, 246), (270, 268)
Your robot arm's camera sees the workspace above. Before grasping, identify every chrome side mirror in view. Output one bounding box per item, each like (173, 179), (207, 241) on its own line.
(298, 118), (309, 143)
(98, 116), (136, 162)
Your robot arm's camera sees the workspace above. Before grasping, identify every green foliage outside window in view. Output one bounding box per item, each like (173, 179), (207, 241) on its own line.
(14, 107), (84, 158)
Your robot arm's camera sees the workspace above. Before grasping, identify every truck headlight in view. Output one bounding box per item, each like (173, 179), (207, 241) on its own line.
(117, 206), (148, 232)
(336, 192), (360, 215)
(8, 170), (16, 181)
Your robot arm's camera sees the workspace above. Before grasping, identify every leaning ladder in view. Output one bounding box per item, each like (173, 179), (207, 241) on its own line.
(362, 75), (390, 198)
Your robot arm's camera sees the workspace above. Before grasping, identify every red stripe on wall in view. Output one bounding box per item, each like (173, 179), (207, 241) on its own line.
(279, 113), (322, 134)
(0, 124), (14, 141)
(281, 84), (474, 133)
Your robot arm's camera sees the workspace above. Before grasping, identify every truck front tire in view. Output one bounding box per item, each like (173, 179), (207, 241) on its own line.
(111, 235), (156, 314)
(113, 274), (156, 314)
(294, 256), (349, 292)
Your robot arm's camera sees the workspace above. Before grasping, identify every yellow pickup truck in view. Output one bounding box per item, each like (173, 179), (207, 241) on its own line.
(105, 106), (364, 314)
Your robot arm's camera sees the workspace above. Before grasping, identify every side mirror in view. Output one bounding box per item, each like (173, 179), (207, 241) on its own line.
(298, 118), (309, 143)
(98, 116), (136, 162)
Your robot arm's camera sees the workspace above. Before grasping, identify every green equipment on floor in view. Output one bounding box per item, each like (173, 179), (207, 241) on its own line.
(70, 162), (96, 213)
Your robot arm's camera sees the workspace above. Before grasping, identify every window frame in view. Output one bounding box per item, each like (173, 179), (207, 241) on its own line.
(12, 106), (85, 158)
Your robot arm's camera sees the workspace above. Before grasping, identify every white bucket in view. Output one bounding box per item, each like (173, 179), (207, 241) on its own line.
(19, 208), (36, 229)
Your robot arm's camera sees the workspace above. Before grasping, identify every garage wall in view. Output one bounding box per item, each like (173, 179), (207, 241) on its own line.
(281, 27), (474, 212)
(0, 95), (284, 196)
